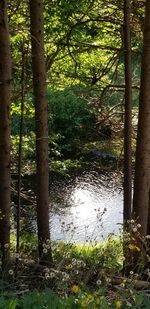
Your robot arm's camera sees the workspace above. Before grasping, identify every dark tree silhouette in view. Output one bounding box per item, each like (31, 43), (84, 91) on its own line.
(123, 0), (132, 224)
(0, 0), (11, 265)
(133, 0), (150, 236)
(29, 0), (52, 265)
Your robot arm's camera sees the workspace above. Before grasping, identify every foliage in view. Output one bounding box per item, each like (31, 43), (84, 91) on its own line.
(9, 0), (143, 165)
(47, 87), (97, 157)
(52, 237), (123, 277)
(0, 290), (63, 309)
(2, 233), (150, 308)
(50, 159), (82, 174)
(11, 133), (35, 160)
(0, 287), (150, 308)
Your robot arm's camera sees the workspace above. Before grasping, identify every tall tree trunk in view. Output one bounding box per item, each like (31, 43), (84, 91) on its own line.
(147, 191), (150, 235)
(123, 0), (132, 224)
(29, 0), (52, 264)
(16, 41), (25, 256)
(0, 0), (11, 264)
(133, 0), (150, 236)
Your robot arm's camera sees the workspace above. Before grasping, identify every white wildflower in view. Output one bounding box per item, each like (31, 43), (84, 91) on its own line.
(96, 279), (102, 286)
(49, 272), (55, 278)
(77, 260), (85, 267)
(63, 273), (69, 280)
(72, 258), (77, 266)
(43, 248), (48, 254)
(45, 273), (50, 279)
(9, 269), (14, 276)
(4, 243), (9, 249)
(106, 278), (111, 283)
(120, 283), (125, 288)
(15, 253), (19, 259)
(132, 227), (137, 233)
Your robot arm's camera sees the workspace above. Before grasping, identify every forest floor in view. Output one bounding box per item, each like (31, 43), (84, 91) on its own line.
(1, 236), (150, 308)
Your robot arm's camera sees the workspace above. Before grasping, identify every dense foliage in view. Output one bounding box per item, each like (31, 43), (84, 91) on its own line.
(9, 0), (143, 165)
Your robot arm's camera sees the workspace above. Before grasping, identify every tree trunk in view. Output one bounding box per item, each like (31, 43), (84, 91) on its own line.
(29, 0), (52, 265)
(133, 0), (150, 236)
(16, 41), (25, 257)
(147, 191), (150, 235)
(123, 0), (132, 224)
(0, 0), (11, 264)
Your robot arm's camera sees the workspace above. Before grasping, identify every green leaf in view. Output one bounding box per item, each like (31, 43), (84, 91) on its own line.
(8, 299), (17, 309)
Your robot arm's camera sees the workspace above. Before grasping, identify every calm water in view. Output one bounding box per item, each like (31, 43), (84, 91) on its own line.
(49, 169), (123, 242)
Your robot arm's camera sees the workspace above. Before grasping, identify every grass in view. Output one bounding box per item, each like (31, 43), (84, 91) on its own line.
(1, 233), (150, 308)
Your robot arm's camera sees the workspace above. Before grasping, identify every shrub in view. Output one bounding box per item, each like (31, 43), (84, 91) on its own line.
(47, 87), (96, 157)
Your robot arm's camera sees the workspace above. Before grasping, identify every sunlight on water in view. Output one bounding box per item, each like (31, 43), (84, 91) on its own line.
(50, 171), (123, 243)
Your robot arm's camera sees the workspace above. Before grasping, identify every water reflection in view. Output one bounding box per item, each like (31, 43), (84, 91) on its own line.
(50, 170), (123, 242)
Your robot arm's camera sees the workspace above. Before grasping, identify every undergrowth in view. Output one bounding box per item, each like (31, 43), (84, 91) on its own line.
(1, 233), (150, 308)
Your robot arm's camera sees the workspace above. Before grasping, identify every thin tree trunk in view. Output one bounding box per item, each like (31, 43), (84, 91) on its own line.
(16, 41), (25, 256)
(0, 0), (11, 265)
(123, 0), (132, 225)
(29, 0), (52, 265)
(133, 0), (150, 236)
(147, 190), (150, 235)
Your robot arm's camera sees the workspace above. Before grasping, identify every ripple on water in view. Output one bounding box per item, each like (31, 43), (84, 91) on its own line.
(50, 170), (123, 243)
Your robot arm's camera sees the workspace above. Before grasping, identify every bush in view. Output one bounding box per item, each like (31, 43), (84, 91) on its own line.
(47, 87), (96, 157)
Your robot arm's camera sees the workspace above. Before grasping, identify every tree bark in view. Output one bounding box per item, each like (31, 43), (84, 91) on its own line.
(29, 0), (52, 264)
(133, 0), (150, 236)
(0, 0), (11, 264)
(16, 41), (25, 257)
(123, 0), (132, 224)
(147, 191), (150, 235)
